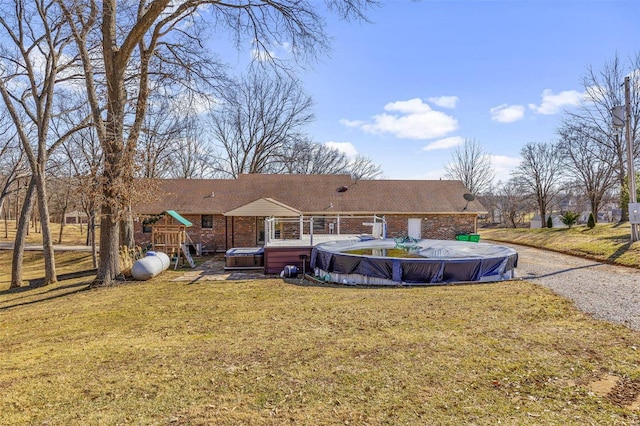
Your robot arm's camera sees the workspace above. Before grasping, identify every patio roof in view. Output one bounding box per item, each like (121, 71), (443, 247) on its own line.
(223, 198), (301, 217)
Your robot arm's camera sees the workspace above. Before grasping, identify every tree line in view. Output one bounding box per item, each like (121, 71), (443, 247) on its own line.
(0, 0), (379, 288)
(445, 53), (640, 230)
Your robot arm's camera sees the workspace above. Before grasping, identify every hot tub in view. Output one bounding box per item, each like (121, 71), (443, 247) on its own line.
(225, 247), (265, 269)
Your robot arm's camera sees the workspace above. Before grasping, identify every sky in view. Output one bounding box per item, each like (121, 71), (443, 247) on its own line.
(219, 1), (640, 183)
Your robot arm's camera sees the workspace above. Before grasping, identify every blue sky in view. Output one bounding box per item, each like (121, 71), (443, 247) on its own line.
(215, 1), (640, 183)
(295, 0), (640, 182)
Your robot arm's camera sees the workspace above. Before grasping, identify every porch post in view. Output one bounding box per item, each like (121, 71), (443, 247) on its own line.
(300, 215), (303, 241)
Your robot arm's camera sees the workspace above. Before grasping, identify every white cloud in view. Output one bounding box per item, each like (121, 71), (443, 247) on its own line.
(528, 89), (585, 114)
(490, 104), (525, 123)
(421, 136), (464, 152)
(339, 119), (365, 128)
(251, 40), (291, 62)
(427, 96), (459, 109)
(251, 48), (276, 62)
(384, 98), (431, 114)
(325, 141), (358, 158)
(490, 154), (522, 183)
(174, 92), (216, 116)
(584, 85), (607, 104)
(420, 168), (447, 180)
(342, 98), (458, 140)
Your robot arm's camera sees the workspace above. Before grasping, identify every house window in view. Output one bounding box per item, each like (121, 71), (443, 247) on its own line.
(313, 216), (325, 231)
(201, 214), (213, 229)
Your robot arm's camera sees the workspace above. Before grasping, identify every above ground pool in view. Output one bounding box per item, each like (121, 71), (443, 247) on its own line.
(310, 238), (518, 285)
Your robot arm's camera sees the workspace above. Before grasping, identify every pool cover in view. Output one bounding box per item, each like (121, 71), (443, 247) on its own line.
(311, 238), (518, 285)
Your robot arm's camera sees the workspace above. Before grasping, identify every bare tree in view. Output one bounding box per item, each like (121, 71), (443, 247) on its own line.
(138, 104), (181, 179)
(59, 0), (224, 284)
(512, 141), (565, 228)
(210, 70), (314, 178)
(279, 140), (350, 174)
(0, 0), (90, 287)
(557, 121), (617, 223)
(277, 140), (382, 179)
(564, 53), (640, 221)
(444, 138), (495, 195)
(171, 122), (219, 178)
(58, 0), (375, 286)
(61, 123), (102, 267)
(0, 133), (29, 217)
(496, 178), (533, 228)
(349, 154), (383, 180)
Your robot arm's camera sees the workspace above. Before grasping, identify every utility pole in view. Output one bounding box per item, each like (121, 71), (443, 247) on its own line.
(625, 76), (639, 242)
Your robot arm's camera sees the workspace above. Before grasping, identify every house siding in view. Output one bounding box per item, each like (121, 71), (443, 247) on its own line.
(135, 212), (477, 252)
(384, 214), (476, 239)
(134, 213), (224, 253)
(226, 216), (258, 248)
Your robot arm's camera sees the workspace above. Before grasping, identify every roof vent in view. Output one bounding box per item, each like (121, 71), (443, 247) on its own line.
(336, 186), (348, 193)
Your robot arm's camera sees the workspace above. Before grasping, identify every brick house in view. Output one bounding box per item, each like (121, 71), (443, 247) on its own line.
(132, 174), (486, 254)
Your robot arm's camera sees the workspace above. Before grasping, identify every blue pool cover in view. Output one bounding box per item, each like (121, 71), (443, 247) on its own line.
(311, 238), (518, 285)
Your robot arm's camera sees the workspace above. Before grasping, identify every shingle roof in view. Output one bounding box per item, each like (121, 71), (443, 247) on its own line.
(134, 175), (486, 215)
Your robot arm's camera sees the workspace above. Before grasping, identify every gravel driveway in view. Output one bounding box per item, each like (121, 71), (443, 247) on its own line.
(507, 243), (640, 331)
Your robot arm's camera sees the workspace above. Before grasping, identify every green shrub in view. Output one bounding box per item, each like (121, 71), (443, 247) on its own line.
(587, 212), (596, 229)
(560, 211), (580, 228)
(546, 215), (553, 228)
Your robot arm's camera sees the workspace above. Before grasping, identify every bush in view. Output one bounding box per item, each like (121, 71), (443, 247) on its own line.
(547, 216), (553, 228)
(587, 212), (596, 229)
(560, 211), (580, 228)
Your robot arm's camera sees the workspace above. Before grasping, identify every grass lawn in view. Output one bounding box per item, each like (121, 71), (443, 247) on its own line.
(480, 222), (640, 268)
(2, 222), (640, 423)
(0, 219), (92, 246)
(1, 247), (640, 424)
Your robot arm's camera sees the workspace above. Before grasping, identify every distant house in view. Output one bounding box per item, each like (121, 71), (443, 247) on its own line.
(530, 214), (568, 229)
(63, 210), (89, 225)
(133, 174), (487, 254)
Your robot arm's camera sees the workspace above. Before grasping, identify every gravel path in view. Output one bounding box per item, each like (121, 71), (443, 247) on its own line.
(508, 243), (640, 331)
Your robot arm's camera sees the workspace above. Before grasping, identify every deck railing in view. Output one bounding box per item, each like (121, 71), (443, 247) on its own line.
(264, 215), (386, 247)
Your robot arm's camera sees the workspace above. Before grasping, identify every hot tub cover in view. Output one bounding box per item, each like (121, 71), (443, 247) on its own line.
(311, 238), (518, 284)
(226, 247), (265, 256)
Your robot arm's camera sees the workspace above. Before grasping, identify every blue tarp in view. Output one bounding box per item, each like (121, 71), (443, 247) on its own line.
(311, 238), (518, 285)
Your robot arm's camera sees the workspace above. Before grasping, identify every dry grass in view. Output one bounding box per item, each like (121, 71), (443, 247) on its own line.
(2, 223), (640, 424)
(0, 250), (95, 288)
(0, 219), (92, 246)
(480, 223), (640, 268)
(1, 249), (640, 425)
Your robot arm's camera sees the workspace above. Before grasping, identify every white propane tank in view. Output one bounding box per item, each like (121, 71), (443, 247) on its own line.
(131, 254), (165, 280)
(147, 251), (170, 271)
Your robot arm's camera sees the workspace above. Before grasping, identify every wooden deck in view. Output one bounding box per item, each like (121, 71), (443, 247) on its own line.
(263, 234), (366, 274)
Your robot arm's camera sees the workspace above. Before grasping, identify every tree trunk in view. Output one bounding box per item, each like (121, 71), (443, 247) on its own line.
(11, 178), (36, 288)
(85, 205), (98, 269)
(58, 191), (69, 244)
(119, 207), (135, 249)
(34, 170), (57, 286)
(93, 202), (121, 287)
(590, 194), (599, 224)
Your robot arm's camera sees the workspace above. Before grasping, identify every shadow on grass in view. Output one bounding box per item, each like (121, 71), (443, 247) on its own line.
(0, 280), (90, 310)
(608, 242), (633, 263)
